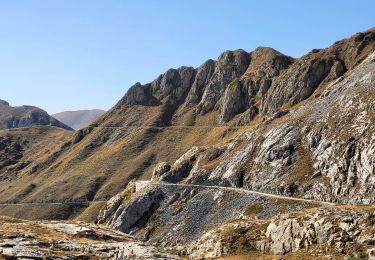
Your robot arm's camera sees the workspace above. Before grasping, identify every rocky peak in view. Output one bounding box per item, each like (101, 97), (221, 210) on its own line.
(185, 59), (216, 106)
(151, 66), (196, 102)
(120, 82), (156, 107)
(196, 49), (251, 115)
(120, 66), (196, 108)
(219, 47), (294, 123)
(247, 47), (294, 76)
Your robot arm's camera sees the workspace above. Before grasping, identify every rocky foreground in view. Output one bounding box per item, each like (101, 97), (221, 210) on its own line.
(1, 203), (373, 259)
(0, 216), (178, 259)
(187, 206), (375, 259)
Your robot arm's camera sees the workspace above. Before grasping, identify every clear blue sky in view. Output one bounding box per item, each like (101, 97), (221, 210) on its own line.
(0, 1), (374, 114)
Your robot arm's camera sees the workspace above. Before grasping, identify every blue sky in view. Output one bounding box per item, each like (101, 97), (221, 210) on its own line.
(0, 1), (374, 114)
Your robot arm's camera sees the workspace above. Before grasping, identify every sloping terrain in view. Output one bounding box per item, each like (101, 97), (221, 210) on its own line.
(0, 99), (73, 131)
(0, 28), (374, 219)
(53, 109), (105, 130)
(0, 126), (73, 180)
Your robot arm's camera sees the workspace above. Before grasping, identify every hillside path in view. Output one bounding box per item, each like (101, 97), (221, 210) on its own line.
(136, 180), (336, 206)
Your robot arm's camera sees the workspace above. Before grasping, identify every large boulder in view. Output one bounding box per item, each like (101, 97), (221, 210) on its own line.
(99, 186), (163, 233)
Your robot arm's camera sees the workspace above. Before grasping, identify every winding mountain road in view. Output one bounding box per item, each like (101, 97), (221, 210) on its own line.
(136, 180), (336, 206)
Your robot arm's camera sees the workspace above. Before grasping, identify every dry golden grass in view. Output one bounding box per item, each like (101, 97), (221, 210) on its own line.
(288, 145), (314, 185)
(0, 126), (73, 176)
(72, 202), (105, 223)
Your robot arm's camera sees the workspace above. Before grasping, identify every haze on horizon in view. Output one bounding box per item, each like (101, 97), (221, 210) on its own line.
(0, 0), (374, 114)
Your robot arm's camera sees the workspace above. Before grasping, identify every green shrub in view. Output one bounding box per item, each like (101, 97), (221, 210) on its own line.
(244, 203), (263, 216)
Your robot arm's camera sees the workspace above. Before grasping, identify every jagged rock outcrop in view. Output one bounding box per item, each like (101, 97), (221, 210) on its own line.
(159, 146), (203, 183)
(220, 47), (294, 123)
(0, 99), (72, 130)
(261, 56), (341, 114)
(121, 66), (196, 108)
(98, 183), (164, 233)
(196, 49), (251, 115)
(258, 208), (375, 256)
(185, 59), (216, 106)
(151, 161), (171, 181)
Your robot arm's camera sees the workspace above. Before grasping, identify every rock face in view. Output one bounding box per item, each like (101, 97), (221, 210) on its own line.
(259, 208), (375, 256)
(98, 183), (164, 233)
(151, 161), (171, 181)
(0, 100), (72, 131)
(52, 109), (105, 130)
(220, 47), (294, 123)
(99, 166), (375, 259)
(99, 176), (327, 257)
(159, 146), (202, 183)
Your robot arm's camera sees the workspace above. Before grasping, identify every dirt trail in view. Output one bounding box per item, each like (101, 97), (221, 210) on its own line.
(137, 180), (336, 206)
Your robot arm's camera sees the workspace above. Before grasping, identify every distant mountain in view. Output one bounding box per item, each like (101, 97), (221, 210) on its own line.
(52, 109), (105, 130)
(0, 99), (73, 131)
